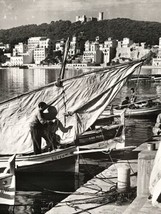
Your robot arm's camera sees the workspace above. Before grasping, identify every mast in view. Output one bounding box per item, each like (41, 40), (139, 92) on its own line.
(59, 37), (70, 81)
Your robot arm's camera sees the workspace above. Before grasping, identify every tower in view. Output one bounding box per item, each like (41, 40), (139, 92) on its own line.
(98, 12), (104, 21)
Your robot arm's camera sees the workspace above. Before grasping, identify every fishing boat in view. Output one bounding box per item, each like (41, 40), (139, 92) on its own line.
(101, 98), (161, 118)
(0, 37), (149, 174)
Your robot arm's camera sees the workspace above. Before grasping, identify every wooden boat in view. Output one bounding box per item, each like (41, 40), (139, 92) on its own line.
(0, 147), (76, 174)
(76, 113), (124, 146)
(0, 118), (124, 174)
(101, 100), (161, 118)
(0, 155), (16, 205)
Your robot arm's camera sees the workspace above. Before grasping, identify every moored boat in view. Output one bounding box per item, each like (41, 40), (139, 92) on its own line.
(101, 100), (161, 118)
(0, 155), (16, 205)
(0, 147), (76, 173)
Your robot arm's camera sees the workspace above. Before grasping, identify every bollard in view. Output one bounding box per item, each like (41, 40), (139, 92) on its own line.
(155, 142), (160, 150)
(147, 143), (155, 151)
(117, 166), (130, 193)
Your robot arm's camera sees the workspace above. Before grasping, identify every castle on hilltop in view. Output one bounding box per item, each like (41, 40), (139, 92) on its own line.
(76, 12), (104, 23)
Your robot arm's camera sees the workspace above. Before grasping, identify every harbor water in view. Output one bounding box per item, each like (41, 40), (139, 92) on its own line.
(0, 66), (160, 213)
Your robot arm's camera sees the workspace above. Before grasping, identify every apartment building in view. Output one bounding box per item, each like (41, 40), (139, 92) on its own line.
(68, 35), (85, 56)
(34, 47), (47, 65)
(100, 38), (118, 65)
(83, 40), (103, 64)
(55, 39), (66, 53)
(152, 37), (161, 66)
(27, 37), (41, 51)
(13, 42), (28, 56)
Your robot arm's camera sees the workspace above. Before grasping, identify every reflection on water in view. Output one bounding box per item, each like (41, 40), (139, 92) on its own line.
(0, 67), (161, 213)
(125, 118), (154, 146)
(0, 68), (82, 102)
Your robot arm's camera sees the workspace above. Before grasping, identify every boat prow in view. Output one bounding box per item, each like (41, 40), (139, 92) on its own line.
(0, 154), (16, 205)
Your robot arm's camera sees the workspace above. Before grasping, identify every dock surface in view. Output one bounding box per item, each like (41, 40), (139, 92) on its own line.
(46, 159), (137, 214)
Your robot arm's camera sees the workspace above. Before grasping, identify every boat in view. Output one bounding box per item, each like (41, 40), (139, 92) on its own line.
(0, 154), (16, 205)
(0, 37), (150, 174)
(151, 76), (161, 82)
(0, 147), (76, 173)
(19, 65), (29, 69)
(101, 98), (161, 118)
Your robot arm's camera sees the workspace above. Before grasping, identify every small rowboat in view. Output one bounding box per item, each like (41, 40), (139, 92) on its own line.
(101, 99), (161, 118)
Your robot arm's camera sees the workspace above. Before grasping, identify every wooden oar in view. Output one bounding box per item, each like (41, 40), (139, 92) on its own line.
(134, 96), (160, 104)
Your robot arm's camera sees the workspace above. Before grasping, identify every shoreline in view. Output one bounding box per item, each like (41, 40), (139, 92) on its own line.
(1, 64), (161, 70)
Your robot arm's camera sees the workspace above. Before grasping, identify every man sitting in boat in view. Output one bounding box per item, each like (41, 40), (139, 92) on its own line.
(130, 87), (137, 104)
(129, 87), (137, 109)
(120, 96), (130, 109)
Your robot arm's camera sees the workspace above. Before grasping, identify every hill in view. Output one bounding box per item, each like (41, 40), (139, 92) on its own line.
(0, 18), (161, 47)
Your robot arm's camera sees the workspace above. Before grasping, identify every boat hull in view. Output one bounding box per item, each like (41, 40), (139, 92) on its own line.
(0, 147), (77, 173)
(101, 105), (161, 118)
(78, 124), (123, 146)
(0, 174), (15, 205)
(0, 123), (124, 174)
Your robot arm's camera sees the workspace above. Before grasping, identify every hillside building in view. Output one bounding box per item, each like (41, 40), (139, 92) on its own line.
(13, 42), (28, 56)
(27, 37), (42, 51)
(27, 37), (51, 51)
(76, 15), (87, 23)
(114, 38), (150, 63)
(55, 39), (66, 53)
(9, 50), (34, 66)
(34, 47), (47, 65)
(98, 12), (104, 21)
(75, 12), (102, 23)
(115, 38), (134, 62)
(100, 38), (118, 65)
(83, 39), (103, 65)
(0, 43), (10, 51)
(152, 37), (161, 66)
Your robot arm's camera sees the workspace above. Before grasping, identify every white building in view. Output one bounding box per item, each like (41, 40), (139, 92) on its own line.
(13, 42), (28, 56)
(115, 38), (134, 60)
(98, 12), (104, 21)
(55, 39), (65, 53)
(68, 35), (85, 56)
(39, 37), (51, 49)
(10, 56), (24, 66)
(76, 15), (87, 23)
(9, 50), (34, 66)
(83, 39), (103, 64)
(0, 43), (10, 51)
(34, 47), (47, 65)
(27, 37), (41, 50)
(152, 37), (161, 66)
(99, 38), (117, 65)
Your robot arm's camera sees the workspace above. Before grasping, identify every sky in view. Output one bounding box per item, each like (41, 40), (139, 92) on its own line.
(0, 0), (161, 29)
